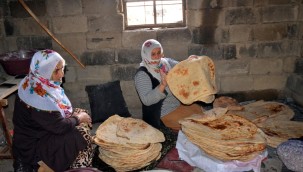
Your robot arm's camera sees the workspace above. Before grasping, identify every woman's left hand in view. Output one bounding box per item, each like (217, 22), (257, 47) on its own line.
(158, 70), (167, 92)
(188, 55), (198, 60)
(160, 70), (167, 86)
(74, 112), (92, 124)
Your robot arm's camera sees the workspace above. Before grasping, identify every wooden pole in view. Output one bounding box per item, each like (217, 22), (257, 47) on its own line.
(18, 0), (85, 69)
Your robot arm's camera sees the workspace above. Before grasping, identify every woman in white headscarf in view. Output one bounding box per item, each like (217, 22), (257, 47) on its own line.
(134, 39), (203, 131)
(12, 50), (93, 172)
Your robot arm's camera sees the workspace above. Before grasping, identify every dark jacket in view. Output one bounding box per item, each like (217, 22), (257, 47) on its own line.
(12, 95), (87, 171)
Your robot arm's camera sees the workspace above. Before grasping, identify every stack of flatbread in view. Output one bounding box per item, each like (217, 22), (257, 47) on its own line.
(228, 100), (303, 148)
(179, 108), (267, 161)
(94, 115), (165, 172)
(167, 56), (217, 105)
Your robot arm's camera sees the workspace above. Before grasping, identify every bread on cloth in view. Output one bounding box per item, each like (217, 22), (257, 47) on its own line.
(179, 108), (266, 161)
(167, 55), (217, 105)
(94, 115), (165, 172)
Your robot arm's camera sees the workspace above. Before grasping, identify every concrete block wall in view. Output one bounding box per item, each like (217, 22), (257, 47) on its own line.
(0, 0), (302, 117)
(285, 58), (303, 106)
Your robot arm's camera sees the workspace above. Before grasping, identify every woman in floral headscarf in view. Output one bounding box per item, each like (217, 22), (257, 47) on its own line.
(12, 50), (94, 172)
(134, 39), (203, 131)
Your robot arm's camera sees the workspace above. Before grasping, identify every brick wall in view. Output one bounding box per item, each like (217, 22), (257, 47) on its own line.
(0, 0), (302, 116)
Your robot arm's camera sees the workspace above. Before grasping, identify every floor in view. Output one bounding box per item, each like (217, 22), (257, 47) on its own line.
(0, 98), (301, 172)
(0, 125), (294, 172)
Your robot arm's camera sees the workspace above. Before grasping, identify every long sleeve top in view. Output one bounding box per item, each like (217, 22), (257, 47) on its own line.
(134, 58), (180, 117)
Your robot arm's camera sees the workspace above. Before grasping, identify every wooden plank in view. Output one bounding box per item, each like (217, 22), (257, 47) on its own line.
(0, 77), (23, 100)
(0, 85), (18, 100)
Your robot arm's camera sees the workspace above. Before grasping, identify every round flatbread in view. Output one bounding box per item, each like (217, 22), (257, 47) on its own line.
(167, 56), (217, 104)
(95, 115), (165, 145)
(116, 117), (165, 144)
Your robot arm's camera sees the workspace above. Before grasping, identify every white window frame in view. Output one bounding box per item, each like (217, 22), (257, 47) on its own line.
(122, 0), (186, 30)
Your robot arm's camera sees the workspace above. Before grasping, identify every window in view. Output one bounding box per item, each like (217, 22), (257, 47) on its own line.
(122, 0), (185, 30)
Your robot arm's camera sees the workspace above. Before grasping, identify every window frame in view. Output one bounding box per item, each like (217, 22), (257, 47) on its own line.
(122, 0), (186, 30)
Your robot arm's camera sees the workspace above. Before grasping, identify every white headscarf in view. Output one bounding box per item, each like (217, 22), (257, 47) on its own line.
(18, 49), (72, 118)
(140, 39), (170, 81)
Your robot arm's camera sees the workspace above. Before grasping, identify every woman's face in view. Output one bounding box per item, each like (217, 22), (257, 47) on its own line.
(51, 60), (65, 82)
(151, 47), (163, 60)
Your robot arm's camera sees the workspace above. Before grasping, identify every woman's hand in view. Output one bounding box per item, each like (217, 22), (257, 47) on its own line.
(74, 112), (92, 124)
(159, 70), (167, 92)
(188, 55), (198, 60)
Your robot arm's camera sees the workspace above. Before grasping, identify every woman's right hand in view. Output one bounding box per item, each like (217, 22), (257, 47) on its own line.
(75, 112), (92, 124)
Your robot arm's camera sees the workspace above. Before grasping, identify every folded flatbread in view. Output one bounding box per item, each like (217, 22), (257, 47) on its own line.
(213, 96), (244, 111)
(116, 117), (165, 144)
(167, 56), (217, 104)
(95, 115), (165, 145)
(258, 119), (303, 148)
(94, 115), (165, 171)
(227, 100), (295, 125)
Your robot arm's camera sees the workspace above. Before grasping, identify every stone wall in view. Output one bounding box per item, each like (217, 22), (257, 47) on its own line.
(0, 0), (302, 117)
(285, 58), (303, 106)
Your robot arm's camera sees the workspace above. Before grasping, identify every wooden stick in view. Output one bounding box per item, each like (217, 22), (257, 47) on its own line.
(18, 0), (85, 69)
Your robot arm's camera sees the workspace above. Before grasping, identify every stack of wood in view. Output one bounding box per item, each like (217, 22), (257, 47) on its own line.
(93, 115), (165, 172)
(179, 108), (267, 161)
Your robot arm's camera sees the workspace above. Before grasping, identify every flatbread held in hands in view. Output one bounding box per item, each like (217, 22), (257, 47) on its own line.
(167, 55), (217, 105)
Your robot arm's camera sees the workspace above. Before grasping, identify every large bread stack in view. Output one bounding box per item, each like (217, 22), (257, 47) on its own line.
(94, 115), (165, 172)
(179, 108), (267, 161)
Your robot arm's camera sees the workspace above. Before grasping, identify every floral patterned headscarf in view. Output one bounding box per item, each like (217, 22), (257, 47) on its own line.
(18, 49), (72, 118)
(140, 39), (170, 81)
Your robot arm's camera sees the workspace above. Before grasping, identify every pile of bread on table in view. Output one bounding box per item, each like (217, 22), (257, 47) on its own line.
(93, 56), (303, 171)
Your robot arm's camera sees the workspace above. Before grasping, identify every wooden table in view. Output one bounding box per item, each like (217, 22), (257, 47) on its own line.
(0, 76), (23, 159)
